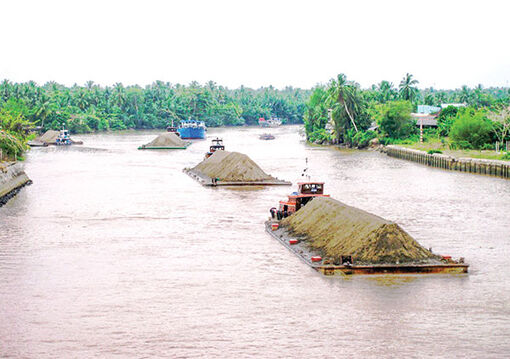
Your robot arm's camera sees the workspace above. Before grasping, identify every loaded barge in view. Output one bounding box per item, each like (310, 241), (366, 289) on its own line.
(266, 181), (468, 276)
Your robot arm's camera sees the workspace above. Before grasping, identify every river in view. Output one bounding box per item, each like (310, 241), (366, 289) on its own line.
(1, 126), (509, 358)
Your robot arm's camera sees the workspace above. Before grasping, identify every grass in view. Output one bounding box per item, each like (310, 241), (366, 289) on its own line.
(398, 137), (510, 161)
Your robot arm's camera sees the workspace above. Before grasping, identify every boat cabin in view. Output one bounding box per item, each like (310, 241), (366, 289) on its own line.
(278, 182), (329, 216)
(205, 137), (225, 159)
(56, 129), (71, 145)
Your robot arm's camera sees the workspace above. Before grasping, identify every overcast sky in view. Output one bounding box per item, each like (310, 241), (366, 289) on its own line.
(1, 0), (509, 90)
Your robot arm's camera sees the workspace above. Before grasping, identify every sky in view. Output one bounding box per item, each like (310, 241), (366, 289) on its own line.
(1, 0), (509, 90)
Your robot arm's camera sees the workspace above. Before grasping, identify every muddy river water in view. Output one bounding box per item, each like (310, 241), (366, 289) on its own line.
(1, 126), (510, 358)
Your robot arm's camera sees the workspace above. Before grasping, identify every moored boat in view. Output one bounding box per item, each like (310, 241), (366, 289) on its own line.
(177, 120), (206, 139)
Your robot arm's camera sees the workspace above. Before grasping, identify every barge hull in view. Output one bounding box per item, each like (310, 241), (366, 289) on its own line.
(265, 221), (468, 276)
(184, 168), (291, 187)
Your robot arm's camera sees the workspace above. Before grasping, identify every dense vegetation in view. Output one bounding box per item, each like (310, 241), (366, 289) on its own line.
(304, 73), (510, 154)
(0, 79), (309, 160)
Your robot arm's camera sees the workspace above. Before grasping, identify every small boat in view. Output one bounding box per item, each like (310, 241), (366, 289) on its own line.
(177, 120), (206, 139)
(166, 120), (181, 137)
(205, 137), (225, 159)
(259, 133), (275, 140)
(55, 128), (72, 146)
(259, 117), (282, 128)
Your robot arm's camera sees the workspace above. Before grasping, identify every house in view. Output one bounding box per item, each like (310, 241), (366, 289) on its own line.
(417, 105), (441, 114)
(441, 103), (466, 109)
(411, 113), (438, 128)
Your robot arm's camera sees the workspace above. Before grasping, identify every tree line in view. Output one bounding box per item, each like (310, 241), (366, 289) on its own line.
(0, 79), (309, 160)
(304, 73), (510, 153)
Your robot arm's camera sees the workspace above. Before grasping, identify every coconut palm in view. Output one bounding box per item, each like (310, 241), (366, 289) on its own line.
(399, 73), (419, 102)
(377, 80), (396, 103)
(327, 74), (359, 132)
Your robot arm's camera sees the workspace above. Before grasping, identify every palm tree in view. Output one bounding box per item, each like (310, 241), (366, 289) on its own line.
(459, 85), (471, 104)
(327, 74), (359, 132)
(112, 83), (126, 108)
(377, 80), (396, 103)
(399, 73), (419, 102)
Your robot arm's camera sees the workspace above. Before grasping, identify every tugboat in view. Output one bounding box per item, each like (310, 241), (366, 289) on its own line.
(205, 137), (225, 159)
(271, 181), (330, 220)
(166, 120), (181, 137)
(177, 120), (206, 139)
(55, 127), (72, 146)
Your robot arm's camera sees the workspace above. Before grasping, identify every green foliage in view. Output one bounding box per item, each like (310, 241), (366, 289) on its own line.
(0, 99), (32, 160)
(427, 149), (442, 154)
(378, 101), (416, 139)
(303, 87), (329, 141)
(0, 80), (309, 135)
(307, 128), (333, 144)
(345, 129), (376, 148)
(0, 130), (25, 160)
(399, 73), (419, 103)
(437, 105), (458, 136)
(501, 152), (510, 160)
(450, 108), (492, 149)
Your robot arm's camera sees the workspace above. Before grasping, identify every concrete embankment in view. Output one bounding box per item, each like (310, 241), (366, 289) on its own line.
(0, 162), (32, 207)
(383, 145), (510, 179)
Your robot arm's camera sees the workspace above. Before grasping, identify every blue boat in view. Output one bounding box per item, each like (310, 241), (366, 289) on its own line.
(177, 120), (206, 139)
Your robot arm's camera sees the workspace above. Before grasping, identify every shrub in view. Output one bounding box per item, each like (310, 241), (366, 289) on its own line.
(427, 149), (442, 154)
(0, 130), (25, 160)
(345, 129), (376, 148)
(307, 128), (333, 144)
(378, 101), (416, 139)
(450, 108), (491, 149)
(437, 106), (458, 136)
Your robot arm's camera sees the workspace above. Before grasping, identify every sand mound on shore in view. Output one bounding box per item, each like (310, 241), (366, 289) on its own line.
(144, 133), (187, 147)
(192, 150), (274, 182)
(38, 130), (60, 144)
(281, 197), (438, 264)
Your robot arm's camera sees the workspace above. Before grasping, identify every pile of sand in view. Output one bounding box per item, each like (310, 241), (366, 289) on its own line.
(38, 130), (60, 144)
(281, 197), (438, 264)
(144, 133), (187, 147)
(192, 150), (274, 182)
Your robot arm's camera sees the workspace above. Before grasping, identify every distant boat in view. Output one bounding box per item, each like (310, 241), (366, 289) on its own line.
(205, 137), (225, 159)
(259, 117), (282, 128)
(177, 120), (206, 139)
(259, 133), (275, 140)
(166, 119), (180, 136)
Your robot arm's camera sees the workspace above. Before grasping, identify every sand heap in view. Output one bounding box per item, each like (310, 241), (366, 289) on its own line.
(37, 130), (60, 144)
(144, 132), (187, 147)
(281, 197), (438, 264)
(192, 150), (275, 182)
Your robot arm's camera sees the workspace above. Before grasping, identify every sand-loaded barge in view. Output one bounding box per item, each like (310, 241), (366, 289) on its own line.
(138, 132), (191, 150)
(184, 150), (291, 186)
(266, 182), (468, 275)
(28, 129), (83, 147)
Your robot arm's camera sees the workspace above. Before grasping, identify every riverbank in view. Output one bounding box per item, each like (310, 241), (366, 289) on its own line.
(0, 162), (32, 207)
(398, 138), (510, 161)
(382, 145), (510, 179)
